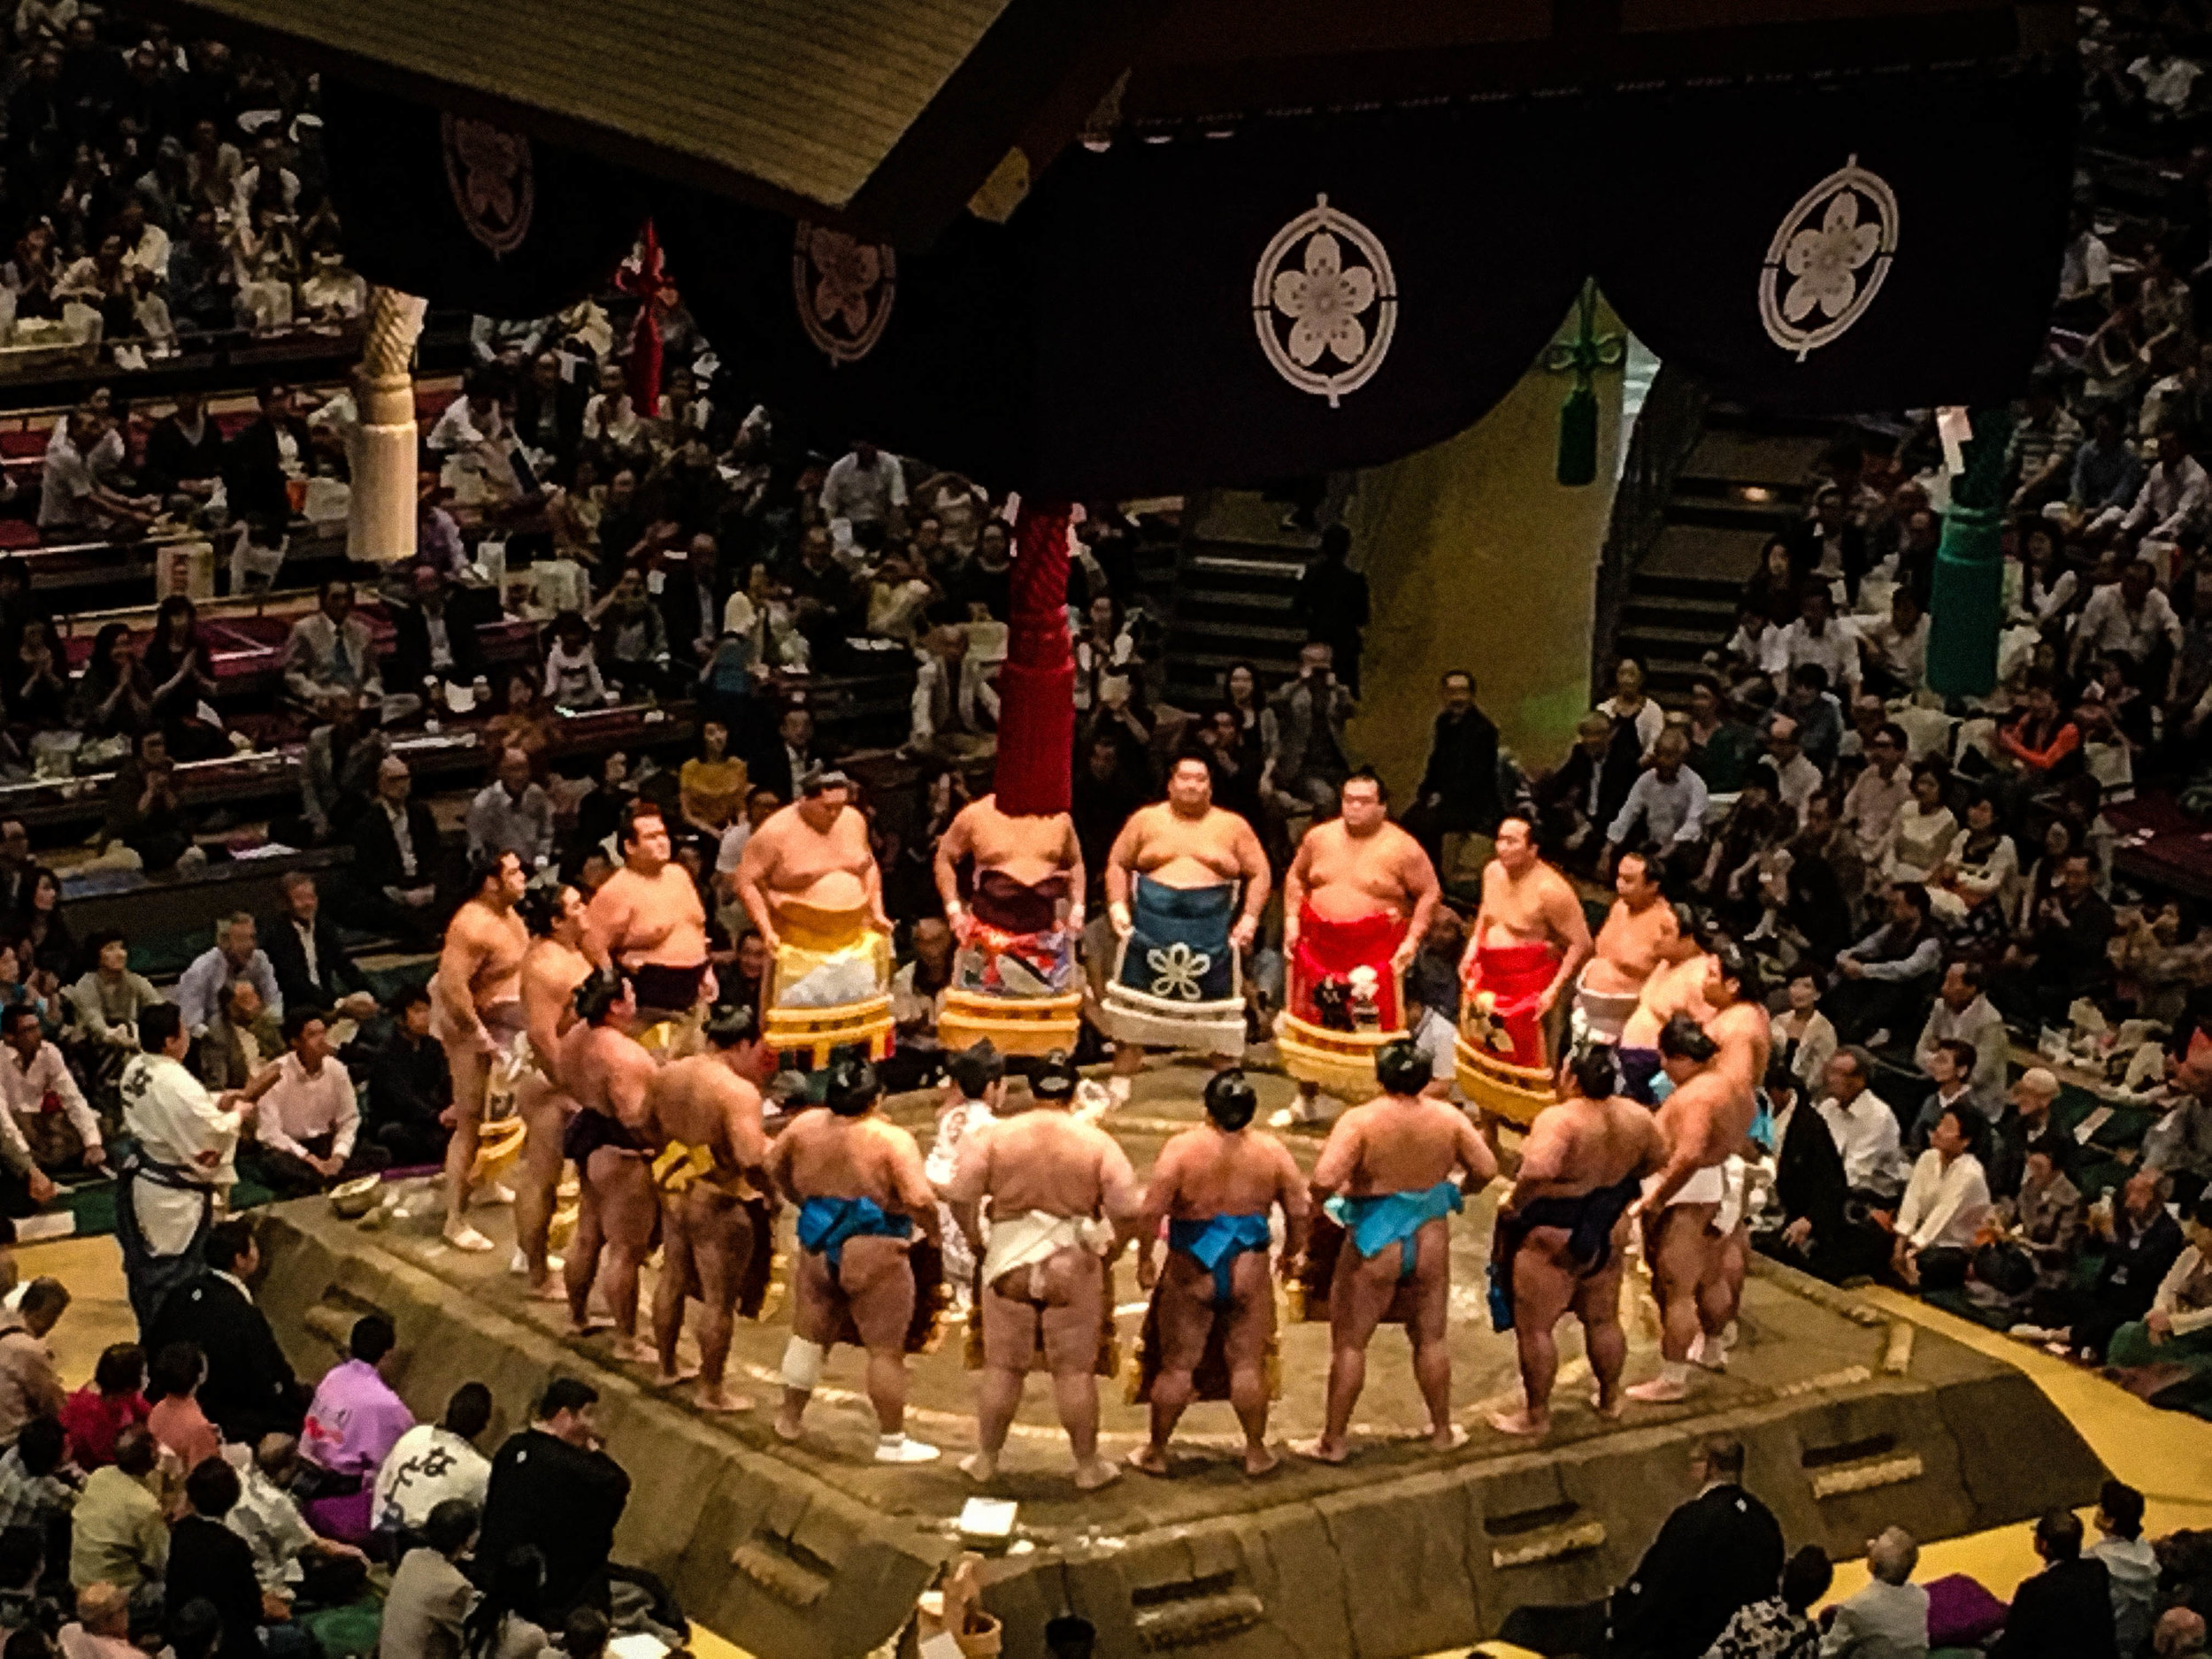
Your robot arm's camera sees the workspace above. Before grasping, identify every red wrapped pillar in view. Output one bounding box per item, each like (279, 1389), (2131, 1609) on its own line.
(994, 499), (1075, 815)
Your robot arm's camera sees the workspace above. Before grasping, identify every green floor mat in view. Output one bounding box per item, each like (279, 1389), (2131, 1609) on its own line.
(300, 1594), (382, 1658)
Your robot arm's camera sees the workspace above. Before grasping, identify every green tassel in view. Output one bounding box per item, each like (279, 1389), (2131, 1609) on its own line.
(1557, 384), (1598, 488)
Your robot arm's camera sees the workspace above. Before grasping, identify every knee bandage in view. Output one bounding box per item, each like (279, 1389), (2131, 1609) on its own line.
(780, 1337), (826, 1391)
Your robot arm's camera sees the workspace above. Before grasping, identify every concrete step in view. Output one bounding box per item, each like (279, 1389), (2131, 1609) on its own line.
(1618, 621), (1726, 653)
(1179, 587), (1297, 616)
(1187, 550), (1307, 583)
(1621, 588), (1740, 621)
(1681, 427), (1832, 487)
(1168, 616), (1309, 646)
(1630, 568), (1746, 603)
(1640, 520), (1771, 582)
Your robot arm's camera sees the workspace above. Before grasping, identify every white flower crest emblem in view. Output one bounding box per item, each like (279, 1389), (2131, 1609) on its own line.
(1145, 941), (1214, 1002)
(1759, 156), (1899, 361)
(1252, 195), (1398, 407)
(792, 223), (896, 366)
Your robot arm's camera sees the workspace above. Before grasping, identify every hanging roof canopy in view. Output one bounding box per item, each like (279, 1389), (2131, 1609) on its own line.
(139, 0), (2066, 243)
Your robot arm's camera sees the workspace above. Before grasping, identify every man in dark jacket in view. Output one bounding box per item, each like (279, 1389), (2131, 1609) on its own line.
(2067, 1169), (2187, 1362)
(346, 757), (445, 941)
(1761, 1069), (1885, 1284)
(146, 1218), (303, 1445)
(386, 566), (487, 693)
(166, 1458), (279, 1659)
(1500, 1437), (1783, 1657)
(220, 380), (312, 535)
(1535, 712), (1637, 877)
(1409, 668), (1508, 882)
(474, 1377), (631, 1622)
(1989, 1509), (2121, 1659)
(142, 390), (225, 501)
(261, 872), (376, 1021)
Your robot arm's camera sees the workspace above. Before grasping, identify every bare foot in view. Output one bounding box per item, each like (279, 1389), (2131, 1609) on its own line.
(1125, 1445), (1171, 1477)
(1293, 1438), (1349, 1465)
(959, 1451), (997, 1483)
(525, 1276), (566, 1303)
(1624, 1376), (1688, 1403)
(1243, 1443), (1279, 1478)
(1430, 1423), (1470, 1451)
(772, 1413), (804, 1443)
(1486, 1408), (1550, 1438)
(657, 1363), (701, 1386)
(568, 1317), (613, 1339)
(613, 1335), (656, 1364)
(1072, 1457), (1122, 1491)
(1591, 1390), (1624, 1420)
(695, 1384), (751, 1413)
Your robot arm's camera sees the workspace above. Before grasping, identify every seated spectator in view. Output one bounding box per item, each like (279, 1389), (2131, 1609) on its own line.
(748, 703), (822, 809)
(463, 1544), (550, 1659)
(1998, 850), (2117, 1029)
(260, 874), (374, 1025)
(97, 730), (199, 878)
(37, 409), (152, 541)
(1915, 959), (2009, 1100)
(541, 612), (608, 710)
(175, 917), (281, 1044)
(0, 1522), (64, 1645)
(1684, 676), (1762, 795)
(372, 1383), (493, 1544)
(69, 626), (152, 743)
(166, 1459), (299, 1659)
(147, 1221), (304, 1446)
(0, 1419), (75, 1564)
(364, 987), (450, 1167)
(59, 1348), (148, 1472)
(1534, 712), (1633, 875)
(2107, 1194), (2212, 1377)
(484, 675), (557, 781)
(389, 567), (485, 694)
(0, 1282), (68, 1446)
(1879, 764), (1958, 887)
(2090, 1479), (2157, 1657)
(1988, 1509), (2120, 1659)
(380, 1500), (476, 1659)
(589, 568), (669, 697)
(143, 1344), (220, 1479)
(1763, 1061), (1887, 1286)
(909, 625), (995, 755)
(1987, 1067), (2064, 1202)
(1887, 1104), (1993, 1289)
(0, 1007), (102, 1176)
(68, 1425), (165, 1593)
(474, 1379), (630, 1624)
(1701, 1543), (1831, 1658)
(1995, 672), (2085, 789)
(297, 1317), (411, 1543)
(1772, 970), (1838, 1095)
(1860, 587), (1932, 697)
(349, 757), (444, 940)
(64, 934), (160, 1058)
(2063, 1170), (2185, 1363)
(1819, 1048), (1907, 1202)
(1828, 883), (1943, 1048)
(1986, 1135), (2084, 1321)
(1840, 720), (1912, 865)
(221, 1435), (366, 1611)
(1765, 662), (1845, 771)
(886, 918), (954, 1092)
(285, 695), (388, 852)
(280, 580), (379, 715)
(1819, 1525), (1928, 1657)
(1602, 728), (1708, 887)
(12, 869), (70, 984)
(1755, 716), (1824, 817)
(1907, 1041), (1996, 1153)
(237, 1011), (384, 1201)
(58, 1582), (137, 1659)
(1778, 584), (1860, 700)
(196, 979), (279, 1096)
(465, 748), (554, 872)
(141, 390), (224, 502)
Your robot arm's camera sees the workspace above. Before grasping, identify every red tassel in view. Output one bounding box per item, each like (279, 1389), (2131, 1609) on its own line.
(994, 501), (1074, 817)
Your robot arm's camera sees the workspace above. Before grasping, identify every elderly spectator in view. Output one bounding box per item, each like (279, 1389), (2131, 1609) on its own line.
(1913, 959), (2009, 1100)
(1265, 640), (1356, 821)
(1703, 1545), (1832, 1659)
(175, 916), (280, 1042)
(237, 1011), (383, 1201)
(1757, 715), (1824, 817)
(349, 757), (443, 938)
(64, 933), (160, 1056)
(1987, 1067), (2065, 1202)
(909, 625), (995, 752)
(58, 1347), (147, 1472)
(222, 1434), (367, 1610)
(381, 1500), (478, 1659)
(1603, 728), (1709, 882)
(59, 1580), (138, 1659)
(466, 748), (555, 872)
(38, 408), (152, 541)
(281, 578), (380, 713)
(0, 1280), (67, 1448)
(372, 1384), (493, 1541)
(0, 1005), (100, 1175)
(2066, 1170), (2186, 1363)
(2106, 1194), (2212, 1377)
(67, 1425), (165, 1593)
(290, 695), (388, 850)
(1986, 1135), (2084, 1316)
(1819, 1525), (1929, 1658)
(196, 979), (279, 1096)
(1819, 1048), (1906, 1202)
(260, 875), (373, 1025)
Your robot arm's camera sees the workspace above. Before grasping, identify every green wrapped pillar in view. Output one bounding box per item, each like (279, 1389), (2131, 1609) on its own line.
(1925, 406), (2014, 701)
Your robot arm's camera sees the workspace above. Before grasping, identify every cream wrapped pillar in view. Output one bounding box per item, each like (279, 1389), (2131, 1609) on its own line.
(347, 285), (428, 565)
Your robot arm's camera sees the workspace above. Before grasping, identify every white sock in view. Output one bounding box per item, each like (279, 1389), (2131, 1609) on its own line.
(1107, 1075), (1133, 1102)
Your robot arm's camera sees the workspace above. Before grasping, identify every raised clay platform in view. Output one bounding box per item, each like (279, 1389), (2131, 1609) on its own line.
(251, 1066), (2106, 1659)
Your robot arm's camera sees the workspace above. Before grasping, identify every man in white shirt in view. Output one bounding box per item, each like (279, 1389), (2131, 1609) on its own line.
(2103, 429), (2211, 547)
(1913, 960), (2009, 1098)
(373, 1382), (495, 1534)
(1818, 1048), (1905, 1199)
(116, 1004), (254, 1330)
(175, 914), (284, 1040)
(37, 408), (151, 536)
(1724, 608), (1791, 683)
(1889, 1104), (1991, 1285)
(1839, 722), (1911, 864)
(819, 439), (907, 534)
(223, 1434), (365, 1600)
(240, 1010), (371, 1198)
(1602, 728), (1708, 875)
(2070, 557), (2185, 677)
(2058, 208), (2111, 307)
(1757, 717), (1824, 817)
(1820, 1525), (1930, 1658)
(465, 747), (556, 870)
(908, 625), (998, 749)
(1778, 587), (1861, 699)
(0, 1004), (102, 1173)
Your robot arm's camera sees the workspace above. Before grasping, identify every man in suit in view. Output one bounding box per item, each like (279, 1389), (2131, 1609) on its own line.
(1990, 1509), (2121, 1659)
(511, 350), (586, 477)
(220, 379), (312, 538)
(380, 1498), (478, 1659)
(348, 756), (444, 941)
(474, 1377), (631, 1622)
(261, 872), (376, 1023)
(748, 703), (818, 807)
(1535, 712), (1638, 878)
(167, 1456), (282, 1659)
(142, 388), (225, 502)
(1499, 1436), (1782, 1658)
(1763, 1066), (1886, 1285)
(147, 1217), (304, 1445)
(387, 565), (485, 694)
(281, 576), (381, 712)
(1264, 640), (1357, 821)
